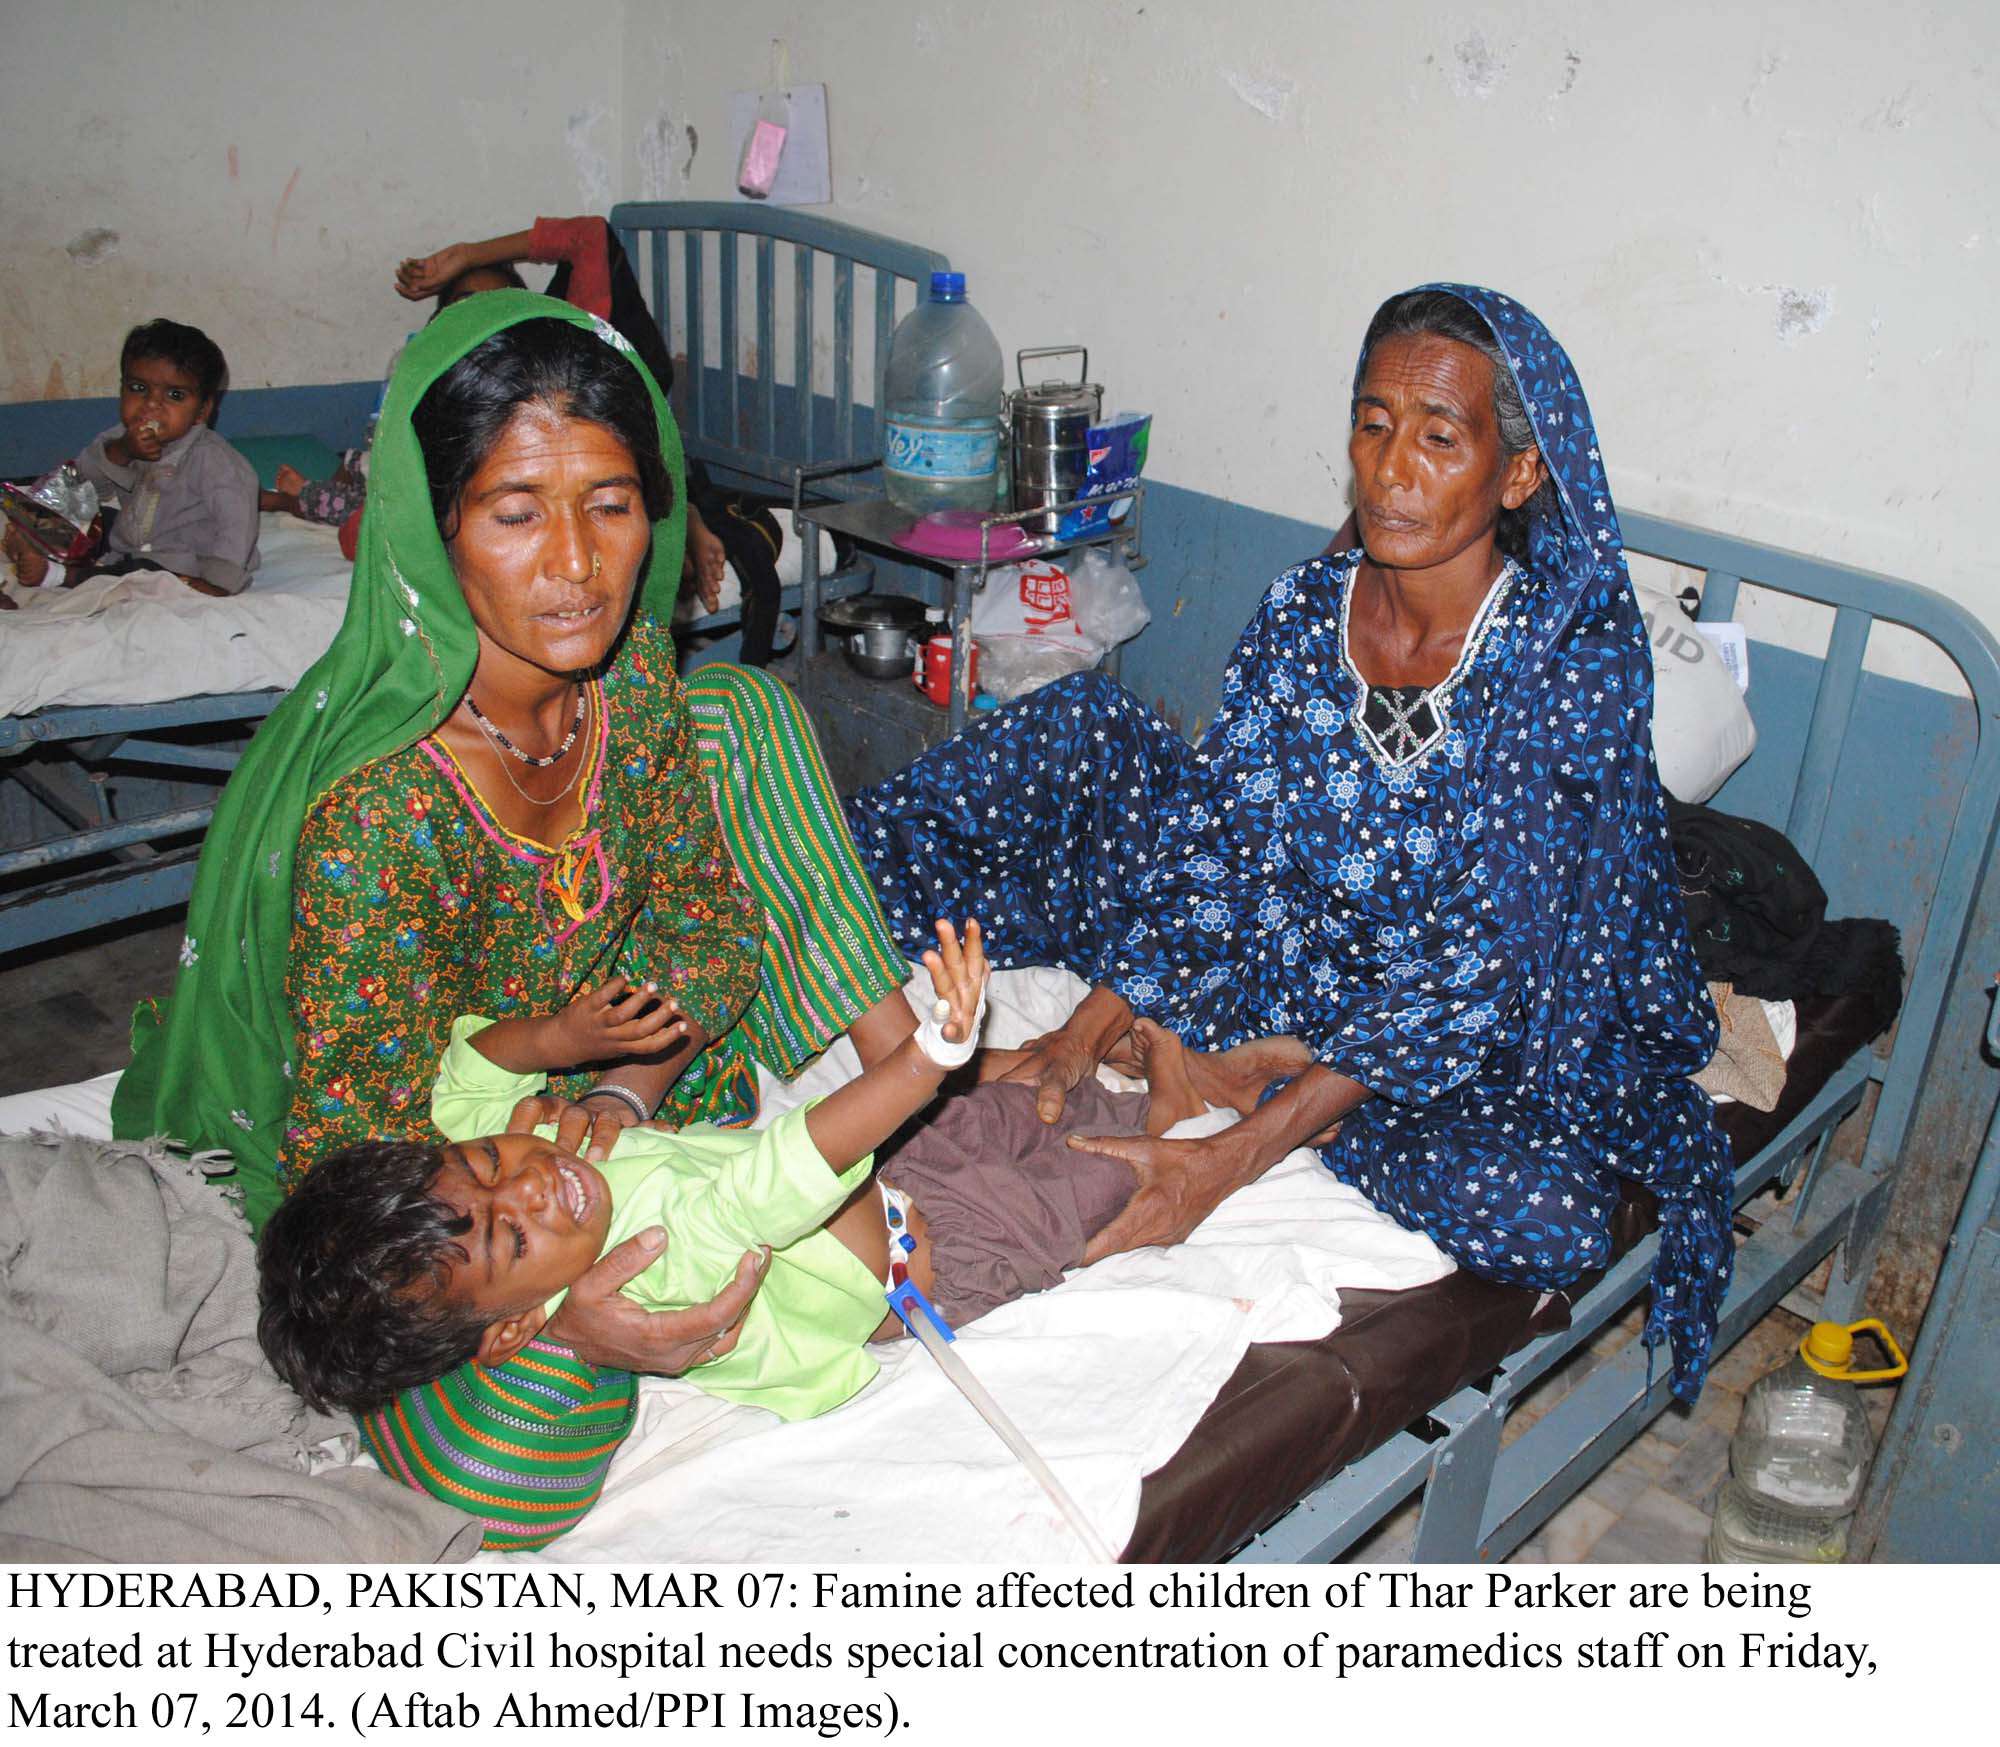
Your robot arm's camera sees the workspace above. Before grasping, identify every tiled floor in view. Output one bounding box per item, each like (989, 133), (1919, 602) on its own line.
(0, 916), (185, 1095)
(1347, 1298), (1896, 1563)
(0, 918), (1897, 1563)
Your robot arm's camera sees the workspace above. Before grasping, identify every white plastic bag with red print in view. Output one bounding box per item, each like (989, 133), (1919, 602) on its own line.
(967, 560), (1094, 647)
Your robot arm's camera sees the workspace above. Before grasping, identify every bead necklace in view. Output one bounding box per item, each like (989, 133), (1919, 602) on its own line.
(471, 682), (597, 810)
(465, 683), (585, 767)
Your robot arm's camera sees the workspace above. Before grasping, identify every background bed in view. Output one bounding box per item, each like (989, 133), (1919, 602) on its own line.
(1, 513), (352, 954)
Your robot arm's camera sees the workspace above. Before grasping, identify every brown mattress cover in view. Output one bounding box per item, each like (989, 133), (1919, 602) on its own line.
(1124, 992), (1888, 1561)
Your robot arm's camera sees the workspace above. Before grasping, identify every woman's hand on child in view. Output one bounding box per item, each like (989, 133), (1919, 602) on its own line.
(396, 244), (473, 302)
(546, 1232), (770, 1376)
(507, 1092), (627, 1163)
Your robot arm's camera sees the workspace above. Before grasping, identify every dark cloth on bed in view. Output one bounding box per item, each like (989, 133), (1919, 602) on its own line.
(848, 284), (1733, 1400)
(1669, 798), (1902, 1024)
(882, 1079), (1141, 1329)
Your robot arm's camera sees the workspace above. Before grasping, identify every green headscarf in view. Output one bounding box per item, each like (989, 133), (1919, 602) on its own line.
(111, 292), (687, 1231)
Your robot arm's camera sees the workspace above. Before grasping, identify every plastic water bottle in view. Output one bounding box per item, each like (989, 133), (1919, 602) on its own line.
(882, 272), (1003, 517)
(1708, 1318), (1907, 1563)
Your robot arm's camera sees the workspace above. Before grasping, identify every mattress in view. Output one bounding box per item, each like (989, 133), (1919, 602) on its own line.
(0, 981), (1847, 1564)
(0, 514), (351, 717)
(1124, 989), (1884, 1560)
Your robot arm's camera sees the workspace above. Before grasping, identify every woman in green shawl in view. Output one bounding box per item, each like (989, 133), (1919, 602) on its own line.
(112, 293), (915, 1547)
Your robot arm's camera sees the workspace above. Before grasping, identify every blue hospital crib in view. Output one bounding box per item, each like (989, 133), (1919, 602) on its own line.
(609, 200), (950, 657)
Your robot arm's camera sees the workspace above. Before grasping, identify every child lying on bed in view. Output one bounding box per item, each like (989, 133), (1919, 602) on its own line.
(258, 920), (1310, 1419)
(2, 320), (260, 598)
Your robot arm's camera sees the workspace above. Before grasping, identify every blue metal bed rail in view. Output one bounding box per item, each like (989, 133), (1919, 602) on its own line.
(1233, 513), (2000, 1563)
(608, 202), (951, 659)
(610, 201), (949, 493)
(0, 690), (281, 955)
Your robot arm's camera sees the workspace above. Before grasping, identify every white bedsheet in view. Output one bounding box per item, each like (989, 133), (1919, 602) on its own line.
(0, 514), (351, 717)
(0, 967), (1454, 1563)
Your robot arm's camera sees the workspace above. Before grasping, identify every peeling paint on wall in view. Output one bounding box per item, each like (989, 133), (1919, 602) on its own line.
(638, 111), (699, 199)
(1447, 31), (1506, 100)
(1770, 284), (1834, 341)
(64, 228), (119, 266)
(270, 167), (300, 253)
(1869, 88), (1916, 131)
(1220, 67), (1294, 122)
(566, 103), (612, 209)
(1744, 52), (1780, 114)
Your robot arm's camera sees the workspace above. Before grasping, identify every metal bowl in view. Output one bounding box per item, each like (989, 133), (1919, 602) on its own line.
(821, 593), (928, 680)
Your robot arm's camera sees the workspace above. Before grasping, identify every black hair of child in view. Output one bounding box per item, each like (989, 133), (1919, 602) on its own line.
(120, 318), (229, 405)
(256, 1138), (491, 1414)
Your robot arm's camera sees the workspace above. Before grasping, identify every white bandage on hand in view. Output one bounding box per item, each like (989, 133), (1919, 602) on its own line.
(913, 986), (987, 1069)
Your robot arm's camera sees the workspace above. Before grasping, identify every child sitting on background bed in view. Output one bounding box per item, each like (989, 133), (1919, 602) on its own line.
(258, 920), (1308, 1418)
(1, 319), (260, 598)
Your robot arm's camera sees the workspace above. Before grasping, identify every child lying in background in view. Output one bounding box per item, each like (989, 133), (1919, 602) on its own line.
(2, 319), (259, 598)
(257, 921), (1306, 1419)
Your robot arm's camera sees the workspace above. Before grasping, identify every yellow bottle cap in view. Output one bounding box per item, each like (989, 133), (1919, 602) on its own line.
(1799, 1317), (1908, 1383)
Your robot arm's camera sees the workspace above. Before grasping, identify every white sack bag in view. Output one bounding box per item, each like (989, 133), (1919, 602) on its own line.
(1633, 580), (1757, 803)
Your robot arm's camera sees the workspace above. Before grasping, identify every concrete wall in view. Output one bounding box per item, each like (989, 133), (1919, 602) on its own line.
(0, 0), (626, 401)
(621, 0), (1999, 684)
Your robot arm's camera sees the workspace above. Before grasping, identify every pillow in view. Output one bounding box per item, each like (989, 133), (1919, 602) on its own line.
(1634, 580), (1757, 803)
(227, 433), (343, 490)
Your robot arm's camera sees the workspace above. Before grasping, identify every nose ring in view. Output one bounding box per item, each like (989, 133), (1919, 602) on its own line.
(591, 552), (602, 579)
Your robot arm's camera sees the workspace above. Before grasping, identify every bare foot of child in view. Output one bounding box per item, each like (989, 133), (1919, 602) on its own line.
(1128, 1019), (1205, 1134)
(273, 463), (307, 496)
(1131, 1021), (1313, 1133)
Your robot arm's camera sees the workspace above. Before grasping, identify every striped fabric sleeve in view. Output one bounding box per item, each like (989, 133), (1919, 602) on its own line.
(685, 663), (911, 1079)
(356, 1339), (636, 1552)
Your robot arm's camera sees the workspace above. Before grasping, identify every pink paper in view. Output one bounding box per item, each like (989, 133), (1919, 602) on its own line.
(737, 119), (788, 198)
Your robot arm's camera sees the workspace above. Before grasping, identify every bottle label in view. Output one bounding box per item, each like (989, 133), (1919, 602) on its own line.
(884, 420), (999, 482)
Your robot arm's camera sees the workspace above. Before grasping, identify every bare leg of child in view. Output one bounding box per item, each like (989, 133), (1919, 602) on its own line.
(1129, 1019), (1313, 1133)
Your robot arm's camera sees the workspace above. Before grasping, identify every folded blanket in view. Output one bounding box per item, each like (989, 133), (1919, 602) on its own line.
(0, 1128), (477, 1563)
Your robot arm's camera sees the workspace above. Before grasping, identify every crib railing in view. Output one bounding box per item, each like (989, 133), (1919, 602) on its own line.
(1623, 511), (2000, 1300)
(610, 201), (950, 491)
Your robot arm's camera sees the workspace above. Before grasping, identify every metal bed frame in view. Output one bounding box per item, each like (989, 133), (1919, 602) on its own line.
(1228, 514), (2000, 1562)
(6, 207), (1993, 1565)
(608, 200), (951, 648)
(0, 692), (277, 955)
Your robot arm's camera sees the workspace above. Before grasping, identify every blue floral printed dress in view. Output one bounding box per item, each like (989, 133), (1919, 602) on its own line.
(847, 285), (1732, 1397)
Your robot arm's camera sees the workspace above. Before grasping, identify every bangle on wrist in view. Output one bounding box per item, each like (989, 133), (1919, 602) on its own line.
(579, 1082), (652, 1124)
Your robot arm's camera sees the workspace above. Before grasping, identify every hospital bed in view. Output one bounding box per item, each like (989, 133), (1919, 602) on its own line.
(1, 206), (941, 956)
(609, 199), (951, 662)
(3, 505), (1992, 1562)
(0, 514), (352, 955)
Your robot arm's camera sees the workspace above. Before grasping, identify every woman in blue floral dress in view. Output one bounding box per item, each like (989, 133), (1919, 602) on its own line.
(847, 286), (1733, 1396)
